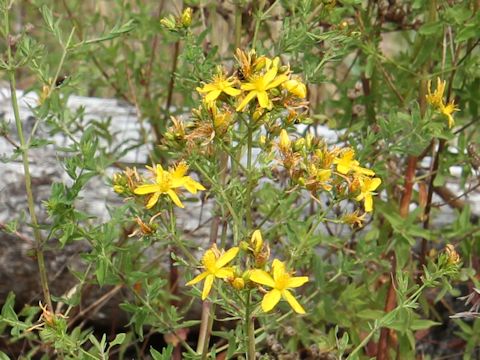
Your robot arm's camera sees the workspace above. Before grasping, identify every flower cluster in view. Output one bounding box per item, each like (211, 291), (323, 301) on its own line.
(186, 230), (308, 314)
(275, 130), (381, 217)
(426, 77), (459, 128)
(163, 49), (308, 155)
(113, 161), (205, 210)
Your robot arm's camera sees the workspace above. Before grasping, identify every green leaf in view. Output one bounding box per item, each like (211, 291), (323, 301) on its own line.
(418, 21), (443, 35)
(457, 25), (478, 42)
(109, 333), (126, 347)
(356, 309), (385, 320)
(150, 345), (173, 360)
(0, 351), (11, 360)
(410, 319), (441, 331)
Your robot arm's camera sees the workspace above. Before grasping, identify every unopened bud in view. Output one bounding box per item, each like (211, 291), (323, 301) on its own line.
(278, 129), (291, 153)
(293, 138), (306, 151)
(181, 8), (192, 27)
(231, 277), (245, 290)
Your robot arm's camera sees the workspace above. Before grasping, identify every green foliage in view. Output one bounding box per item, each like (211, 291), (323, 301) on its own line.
(0, 0), (479, 359)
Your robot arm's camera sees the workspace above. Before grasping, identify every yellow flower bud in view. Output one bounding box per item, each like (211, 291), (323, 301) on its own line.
(282, 79), (307, 98)
(259, 135), (266, 146)
(240, 241), (250, 251)
(181, 8), (192, 27)
(113, 185), (125, 194)
(293, 138), (306, 152)
(305, 133), (313, 149)
(278, 129), (291, 153)
(251, 230), (263, 254)
(231, 277), (245, 290)
(160, 15), (176, 30)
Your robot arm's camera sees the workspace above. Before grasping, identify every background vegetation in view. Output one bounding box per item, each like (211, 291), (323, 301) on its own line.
(0, 0), (479, 359)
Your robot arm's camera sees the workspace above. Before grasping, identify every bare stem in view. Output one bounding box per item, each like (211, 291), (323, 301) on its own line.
(4, 5), (53, 311)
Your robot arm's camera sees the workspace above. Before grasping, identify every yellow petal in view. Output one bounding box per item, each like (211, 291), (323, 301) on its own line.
(224, 87), (241, 97)
(257, 90), (270, 109)
(272, 259), (286, 283)
(266, 74), (289, 90)
(263, 67), (278, 86)
(368, 177), (382, 192)
(262, 289), (281, 312)
(205, 89), (222, 103)
(336, 164), (349, 174)
(185, 271), (208, 286)
(202, 274), (215, 300)
(364, 194), (373, 212)
(215, 247), (239, 269)
(202, 249), (217, 271)
(183, 177), (206, 194)
(167, 189), (184, 208)
(198, 83), (218, 93)
(172, 162), (189, 178)
(134, 184), (161, 195)
(286, 276), (309, 288)
(282, 290), (305, 314)
(355, 166), (375, 176)
(249, 269), (275, 288)
(236, 91), (257, 112)
(146, 192), (161, 209)
(215, 267), (234, 279)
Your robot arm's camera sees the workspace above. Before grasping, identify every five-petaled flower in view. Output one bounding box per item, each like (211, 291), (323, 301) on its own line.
(236, 65), (289, 111)
(186, 245), (239, 300)
(196, 72), (241, 103)
(249, 259), (308, 314)
(134, 162), (205, 209)
(426, 77), (459, 128)
(333, 148), (375, 176)
(355, 176), (382, 212)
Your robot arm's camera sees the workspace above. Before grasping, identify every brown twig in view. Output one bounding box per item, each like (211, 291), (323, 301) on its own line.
(67, 285), (123, 328)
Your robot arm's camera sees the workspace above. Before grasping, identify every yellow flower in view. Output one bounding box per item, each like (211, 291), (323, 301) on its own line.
(333, 148), (375, 176)
(196, 72), (241, 103)
(134, 162), (205, 209)
(236, 66), (289, 111)
(186, 245), (239, 300)
(426, 77), (446, 107)
(278, 129), (291, 153)
(282, 79), (307, 98)
(426, 77), (460, 128)
(342, 210), (367, 228)
(355, 176), (381, 212)
(439, 101), (459, 128)
(249, 259), (308, 314)
(306, 164), (332, 191)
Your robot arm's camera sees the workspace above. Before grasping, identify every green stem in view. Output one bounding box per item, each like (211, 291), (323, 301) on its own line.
(246, 291), (256, 360)
(245, 122), (253, 229)
(4, 6), (53, 312)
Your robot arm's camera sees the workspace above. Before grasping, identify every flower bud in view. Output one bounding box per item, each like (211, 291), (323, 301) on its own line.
(278, 129), (291, 153)
(293, 138), (306, 152)
(231, 277), (245, 290)
(259, 135), (266, 146)
(160, 15), (176, 30)
(282, 79), (307, 98)
(181, 8), (192, 27)
(240, 241), (250, 251)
